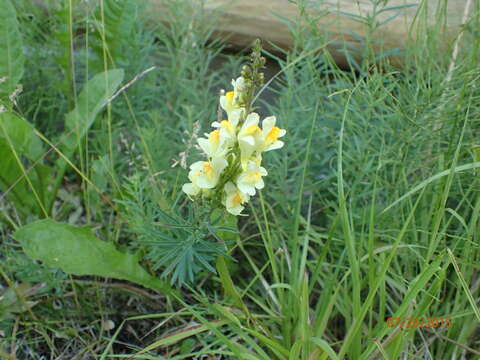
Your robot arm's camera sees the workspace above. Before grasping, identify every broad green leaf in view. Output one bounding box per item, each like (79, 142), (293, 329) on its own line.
(0, 112), (44, 160)
(14, 219), (174, 296)
(0, 142), (50, 214)
(62, 69), (124, 152)
(0, 0), (25, 99)
(0, 112), (51, 214)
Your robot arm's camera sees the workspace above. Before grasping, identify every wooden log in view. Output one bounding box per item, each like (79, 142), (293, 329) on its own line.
(148, 0), (470, 66)
(32, 0), (471, 66)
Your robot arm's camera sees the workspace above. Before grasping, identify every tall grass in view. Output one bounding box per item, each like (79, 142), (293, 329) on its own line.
(0, 0), (479, 359)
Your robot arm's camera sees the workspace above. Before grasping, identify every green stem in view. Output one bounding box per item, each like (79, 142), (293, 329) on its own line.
(216, 255), (248, 314)
(47, 155), (71, 215)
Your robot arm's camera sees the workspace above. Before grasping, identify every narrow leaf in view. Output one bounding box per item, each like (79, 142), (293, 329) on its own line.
(382, 162), (480, 213)
(447, 249), (480, 322)
(139, 320), (228, 352)
(310, 338), (340, 360)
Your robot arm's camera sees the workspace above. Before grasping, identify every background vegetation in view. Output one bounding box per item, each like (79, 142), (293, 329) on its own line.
(0, 0), (479, 358)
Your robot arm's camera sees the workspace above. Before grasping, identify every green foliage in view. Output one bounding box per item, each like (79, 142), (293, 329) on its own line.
(13, 219), (174, 295)
(50, 1), (79, 107)
(0, 0), (24, 100)
(0, 69), (124, 218)
(0, 0), (479, 358)
(0, 113), (43, 158)
(2, 250), (66, 294)
(90, 0), (139, 72)
(49, 68), (124, 213)
(62, 69), (124, 152)
(119, 176), (229, 286)
(0, 283), (39, 322)
(0, 112), (51, 216)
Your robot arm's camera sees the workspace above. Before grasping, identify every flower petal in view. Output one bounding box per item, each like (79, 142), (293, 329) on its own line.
(197, 138), (210, 155)
(265, 140), (284, 151)
(182, 183), (200, 196)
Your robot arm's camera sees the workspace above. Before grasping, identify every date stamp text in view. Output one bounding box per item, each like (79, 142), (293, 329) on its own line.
(386, 317), (452, 328)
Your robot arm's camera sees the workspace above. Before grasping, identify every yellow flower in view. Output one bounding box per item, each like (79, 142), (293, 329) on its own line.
(223, 182), (250, 215)
(211, 108), (243, 145)
(183, 69), (285, 212)
(261, 116), (286, 152)
(185, 158), (228, 192)
(219, 91), (235, 115)
(197, 129), (227, 158)
(237, 112), (263, 168)
(237, 160), (268, 196)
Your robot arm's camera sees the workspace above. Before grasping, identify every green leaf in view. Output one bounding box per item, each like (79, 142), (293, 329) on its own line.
(0, 283), (40, 321)
(51, 3), (77, 105)
(0, 112), (44, 160)
(14, 219), (174, 296)
(0, 0), (25, 99)
(447, 249), (480, 322)
(310, 338), (340, 360)
(0, 112), (51, 214)
(382, 162), (480, 213)
(211, 209), (247, 312)
(62, 69), (124, 152)
(139, 319), (229, 352)
(90, 0), (138, 70)
(48, 69), (124, 214)
(473, 145), (480, 163)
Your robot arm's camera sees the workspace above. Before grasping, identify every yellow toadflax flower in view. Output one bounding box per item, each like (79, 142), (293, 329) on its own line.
(237, 160), (268, 196)
(182, 39), (286, 216)
(237, 112), (263, 168)
(183, 157), (228, 195)
(261, 116), (286, 152)
(211, 108), (243, 145)
(223, 182), (250, 215)
(197, 129), (227, 158)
